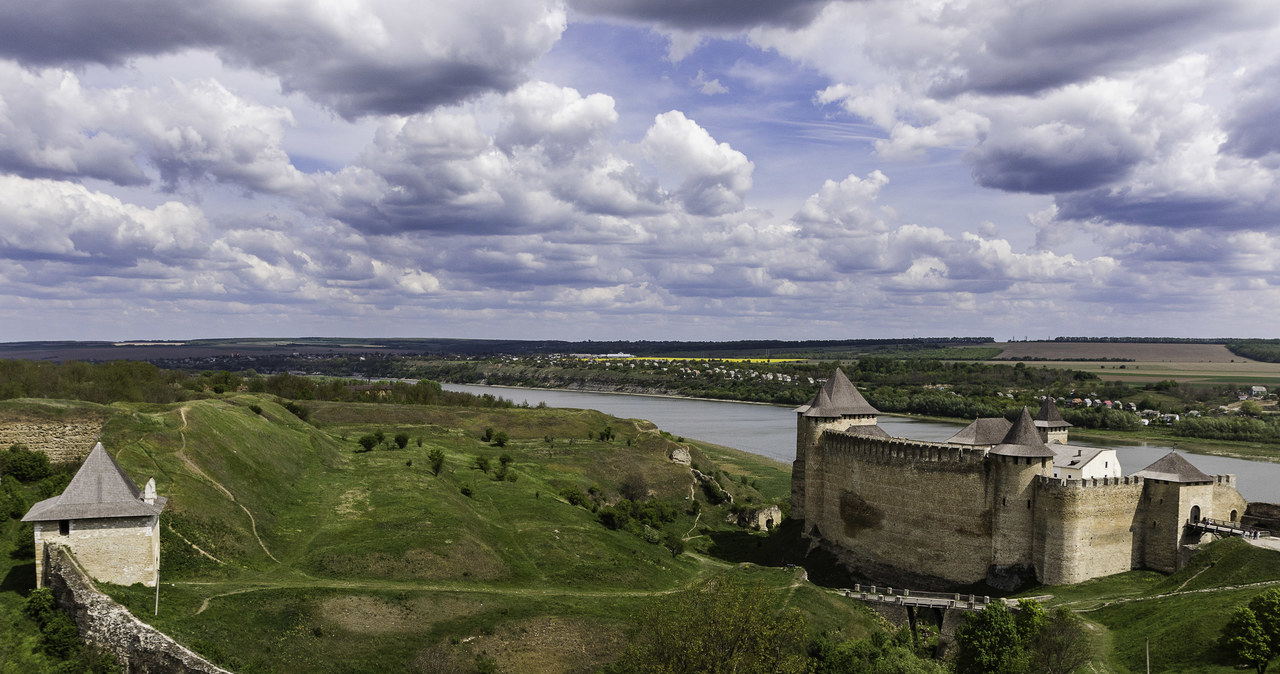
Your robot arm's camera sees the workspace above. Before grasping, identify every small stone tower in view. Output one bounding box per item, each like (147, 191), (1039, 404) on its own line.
(22, 442), (166, 588)
(1033, 397), (1072, 444)
(988, 408), (1055, 576)
(792, 369), (885, 522)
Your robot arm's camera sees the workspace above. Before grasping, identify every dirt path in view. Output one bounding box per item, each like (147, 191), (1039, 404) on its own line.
(1063, 577), (1280, 613)
(174, 407), (281, 564)
(166, 524), (225, 565)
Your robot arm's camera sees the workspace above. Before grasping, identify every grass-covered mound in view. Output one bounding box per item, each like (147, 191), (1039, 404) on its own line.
(0, 394), (877, 672)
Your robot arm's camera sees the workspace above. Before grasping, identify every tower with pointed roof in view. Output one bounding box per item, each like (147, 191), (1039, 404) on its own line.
(22, 442), (166, 588)
(792, 369), (886, 521)
(1033, 397), (1072, 444)
(988, 408), (1056, 573)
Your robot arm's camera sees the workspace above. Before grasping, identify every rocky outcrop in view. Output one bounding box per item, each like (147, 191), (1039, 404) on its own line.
(43, 544), (232, 674)
(728, 505), (782, 532)
(669, 446), (691, 465)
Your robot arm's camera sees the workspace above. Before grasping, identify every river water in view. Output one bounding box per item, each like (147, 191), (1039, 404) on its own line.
(443, 383), (1280, 502)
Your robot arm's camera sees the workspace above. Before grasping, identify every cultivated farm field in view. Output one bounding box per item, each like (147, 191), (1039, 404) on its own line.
(987, 342), (1280, 386)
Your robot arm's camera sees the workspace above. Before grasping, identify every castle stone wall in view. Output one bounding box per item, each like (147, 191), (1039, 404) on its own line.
(1033, 477), (1146, 585)
(44, 545), (231, 674)
(0, 419), (105, 464)
(35, 516), (159, 588)
(1212, 477), (1248, 525)
(807, 432), (994, 587)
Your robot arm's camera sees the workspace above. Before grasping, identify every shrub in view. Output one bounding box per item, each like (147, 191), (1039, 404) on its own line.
(428, 448), (445, 476)
(356, 435), (378, 452)
(474, 455), (491, 473)
(394, 432), (410, 449)
(460, 486), (474, 498)
(282, 401), (310, 422)
(248, 404), (263, 415)
(2, 444), (51, 482)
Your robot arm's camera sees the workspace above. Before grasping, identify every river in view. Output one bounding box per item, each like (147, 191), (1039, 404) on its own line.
(443, 383), (1280, 502)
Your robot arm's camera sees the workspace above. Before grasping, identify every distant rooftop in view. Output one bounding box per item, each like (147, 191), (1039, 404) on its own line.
(947, 417), (1012, 446)
(1033, 397), (1072, 429)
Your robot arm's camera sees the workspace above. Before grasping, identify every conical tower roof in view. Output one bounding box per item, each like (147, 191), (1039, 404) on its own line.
(1132, 451), (1213, 484)
(22, 443), (166, 521)
(989, 408), (1056, 458)
(1034, 397), (1072, 428)
(802, 368), (879, 418)
(947, 417), (1012, 445)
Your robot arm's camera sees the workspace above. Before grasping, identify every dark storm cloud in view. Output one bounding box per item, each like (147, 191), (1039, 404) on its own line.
(0, 0), (563, 119)
(569, 0), (837, 31)
(968, 145), (1139, 194)
(932, 1), (1260, 97)
(1056, 191), (1278, 231)
(1225, 64), (1280, 159)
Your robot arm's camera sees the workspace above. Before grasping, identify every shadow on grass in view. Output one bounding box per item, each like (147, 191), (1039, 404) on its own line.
(705, 520), (862, 589)
(1, 562), (35, 596)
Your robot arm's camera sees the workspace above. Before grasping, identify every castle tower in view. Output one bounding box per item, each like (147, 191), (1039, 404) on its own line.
(22, 442), (166, 588)
(1132, 451), (1217, 573)
(988, 408), (1055, 575)
(1033, 397), (1072, 444)
(792, 369), (885, 525)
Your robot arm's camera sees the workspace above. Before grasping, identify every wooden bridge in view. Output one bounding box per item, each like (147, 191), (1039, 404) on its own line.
(1186, 518), (1271, 539)
(839, 584), (1000, 612)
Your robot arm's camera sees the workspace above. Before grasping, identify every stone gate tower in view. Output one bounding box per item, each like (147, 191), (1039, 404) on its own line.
(22, 442), (166, 588)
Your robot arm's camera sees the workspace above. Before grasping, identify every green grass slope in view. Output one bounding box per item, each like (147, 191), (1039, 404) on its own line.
(4, 394), (876, 672)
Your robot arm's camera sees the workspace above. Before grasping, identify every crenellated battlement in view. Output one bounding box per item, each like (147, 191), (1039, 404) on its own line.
(793, 369), (1250, 589)
(1036, 474), (1146, 492)
(822, 430), (987, 465)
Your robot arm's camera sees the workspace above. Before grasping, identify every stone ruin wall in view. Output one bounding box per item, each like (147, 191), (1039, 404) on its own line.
(0, 417), (106, 463)
(1033, 476), (1147, 585)
(807, 431), (995, 587)
(43, 544), (231, 674)
(35, 517), (159, 589)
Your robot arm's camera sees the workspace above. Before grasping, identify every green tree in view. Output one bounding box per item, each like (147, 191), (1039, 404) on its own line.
(1226, 588), (1280, 673)
(1029, 608), (1092, 674)
(1225, 607), (1276, 673)
(491, 431), (509, 448)
(356, 435), (378, 452)
(428, 448), (445, 476)
(1242, 400), (1264, 417)
(604, 574), (808, 674)
(954, 602), (1024, 674)
(394, 432), (410, 449)
(474, 456), (491, 473)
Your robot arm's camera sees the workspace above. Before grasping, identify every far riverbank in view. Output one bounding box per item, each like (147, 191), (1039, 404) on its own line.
(443, 383), (1280, 502)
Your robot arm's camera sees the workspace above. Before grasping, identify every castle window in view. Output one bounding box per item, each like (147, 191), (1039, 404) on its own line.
(1027, 499), (1032, 509)
(1231, 509), (1238, 522)
(1002, 497), (1007, 507)
(58, 520), (69, 536)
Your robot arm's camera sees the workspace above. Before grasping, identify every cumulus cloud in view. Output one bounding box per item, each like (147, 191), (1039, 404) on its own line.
(0, 0), (566, 118)
(757, 0), (1280, 232)
(641, 110), (753, 215)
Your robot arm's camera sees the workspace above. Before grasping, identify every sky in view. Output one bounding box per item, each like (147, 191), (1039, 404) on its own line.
(1, 0), (1279, 342)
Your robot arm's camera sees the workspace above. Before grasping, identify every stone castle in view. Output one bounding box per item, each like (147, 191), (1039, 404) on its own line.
(23, 442), (166, 588)
(791, 369), (1248, 589)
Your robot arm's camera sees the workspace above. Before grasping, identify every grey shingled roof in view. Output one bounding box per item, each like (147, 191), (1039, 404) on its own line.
(842, 424), (892, 439)
(801, 368), (879, 418)
(989, 408), (1057, 458)
(1131, 451), (1213, 484)
(947, 417), (1012, 446)
(22, 443), (166, 522)
(1033, 397), (1072, 428)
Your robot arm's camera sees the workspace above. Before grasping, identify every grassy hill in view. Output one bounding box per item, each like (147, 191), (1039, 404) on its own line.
(6, 394), (1280, 672)
(1, 395), (879, 672)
